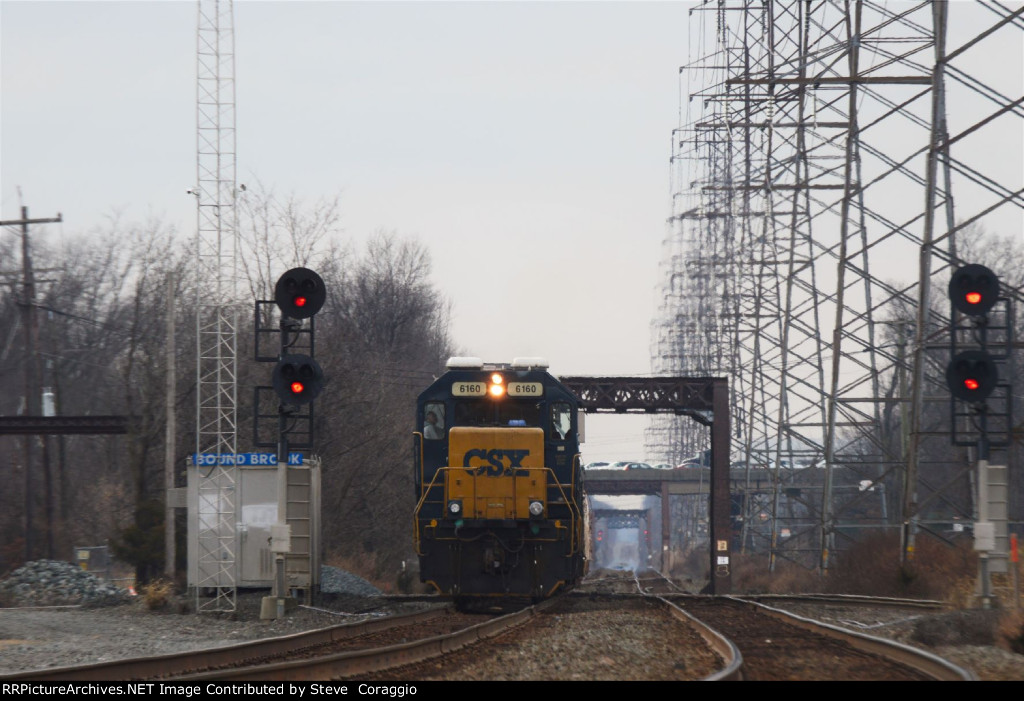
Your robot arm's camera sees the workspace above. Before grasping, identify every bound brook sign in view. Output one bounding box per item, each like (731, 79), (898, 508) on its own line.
(189, 452), (304, 466)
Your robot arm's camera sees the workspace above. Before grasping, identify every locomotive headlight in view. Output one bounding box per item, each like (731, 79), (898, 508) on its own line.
(487, 373), (506, 398)
(529, 500), (544, 518)
(447, 500), (462, 518)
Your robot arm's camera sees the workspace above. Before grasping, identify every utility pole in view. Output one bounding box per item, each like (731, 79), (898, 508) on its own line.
(165, 274), (176, 580)
(0, 206), (62, 561)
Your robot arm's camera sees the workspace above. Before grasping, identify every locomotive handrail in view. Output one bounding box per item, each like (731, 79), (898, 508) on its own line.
(412, 467), (445, 556)
(413, 465), (583, 556)
(413, 431), (425, 491)
(537, 465), (582, 557)
(568, 453), (585, 557)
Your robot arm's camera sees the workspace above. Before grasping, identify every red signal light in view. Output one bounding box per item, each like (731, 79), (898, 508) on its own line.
(946, 350), (997, 402)
(949, 264), (998, 316)
(272, 354), (324, 405)
(274, 267), (326, 319)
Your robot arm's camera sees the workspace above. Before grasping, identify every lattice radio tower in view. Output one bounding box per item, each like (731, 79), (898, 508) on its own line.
(650, 0), (1024, 571)
(193, 0), (239, 613)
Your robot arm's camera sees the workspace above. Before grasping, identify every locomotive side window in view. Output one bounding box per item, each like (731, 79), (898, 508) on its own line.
(424, 403), (445, 440)
(551, 402), (571, 440)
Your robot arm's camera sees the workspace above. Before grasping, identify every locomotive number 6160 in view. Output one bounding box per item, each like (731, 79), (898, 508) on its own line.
(414, 357), (586, 608)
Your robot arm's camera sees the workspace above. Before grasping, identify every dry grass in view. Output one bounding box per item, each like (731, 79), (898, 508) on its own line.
(731, 554), (824, 594)
(997, 610), (1024, 654)
(668, 546), (710, 584)
(140, 578), (175, 610)
(730, 532), (987, 603)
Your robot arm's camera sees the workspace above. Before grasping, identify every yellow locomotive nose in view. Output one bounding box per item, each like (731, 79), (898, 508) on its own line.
(446, 426), (546, 520)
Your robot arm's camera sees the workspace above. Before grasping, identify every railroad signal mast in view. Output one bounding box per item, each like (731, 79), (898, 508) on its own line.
(254, 267), (326, 458)
(946, 263), (1010, 445)
(945, 263), (1013, 607)
(254, 267), (326, 618)
(270, 268), (326, 433)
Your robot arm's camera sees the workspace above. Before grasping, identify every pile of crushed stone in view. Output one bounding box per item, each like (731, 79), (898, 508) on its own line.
(0, 561), (382, 608)
(320, 565), (382, 596)
(0, 559), (130, 607)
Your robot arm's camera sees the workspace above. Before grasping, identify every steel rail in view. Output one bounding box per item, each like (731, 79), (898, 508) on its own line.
(734, 592), (946, 610)
(0, 606), (448, 682)
(656, 595), (744, 681)
(631, 570), (967, 681)
(627, 570), (741, 680)
(176, 593), (738, 682)
(172, 600), (552, 681)
(732, 596), (976, 681)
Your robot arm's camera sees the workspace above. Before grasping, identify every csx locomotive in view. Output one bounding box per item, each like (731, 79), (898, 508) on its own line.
(413, 357), (587, 606)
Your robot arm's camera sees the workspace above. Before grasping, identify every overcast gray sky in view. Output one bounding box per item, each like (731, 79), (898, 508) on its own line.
(2, 1), (692, 461)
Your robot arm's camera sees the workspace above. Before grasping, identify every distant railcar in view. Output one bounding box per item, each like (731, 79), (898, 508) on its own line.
(413, 357), (587, 607)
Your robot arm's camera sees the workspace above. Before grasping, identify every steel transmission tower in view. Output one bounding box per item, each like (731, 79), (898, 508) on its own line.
(193, 0), (239, 612)
(650, 0), (1024, 571)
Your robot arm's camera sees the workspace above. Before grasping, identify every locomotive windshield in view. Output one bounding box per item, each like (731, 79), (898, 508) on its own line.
(453, 399), (542, 428)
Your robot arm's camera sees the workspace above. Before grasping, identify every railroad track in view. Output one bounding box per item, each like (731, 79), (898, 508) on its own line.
(677, 596), (974, 681)
(352, 592), (732, 681)
(0, 605), (480, 682)
(177, 602), (547, 681)
(1, 576), (977, 681)
(627, 569), (975, 681)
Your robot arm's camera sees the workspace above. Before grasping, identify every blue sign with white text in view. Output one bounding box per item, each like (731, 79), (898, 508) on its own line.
(189, 452), (304, 466)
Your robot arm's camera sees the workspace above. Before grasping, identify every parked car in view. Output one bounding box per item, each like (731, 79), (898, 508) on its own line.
(624, 462), (653, 470)
(584, 461), (611, 470)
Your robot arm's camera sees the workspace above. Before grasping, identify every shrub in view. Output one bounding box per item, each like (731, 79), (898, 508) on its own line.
(140, 578), (175, 610)
(727, 531), (979, 600)
(669, 546), (710, 584)
(997, 610), (1024, 654)
(110, 499), (164, 585)
(732, 552), (823, 594)
(827, 531), (976, 600)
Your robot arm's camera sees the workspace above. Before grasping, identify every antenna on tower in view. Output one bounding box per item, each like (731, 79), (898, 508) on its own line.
(193, 0), (239, 614)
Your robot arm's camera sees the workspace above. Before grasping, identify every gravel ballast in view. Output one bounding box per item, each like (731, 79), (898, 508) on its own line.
(1, 560), (1022, 680)
(0, 560), (393, 676)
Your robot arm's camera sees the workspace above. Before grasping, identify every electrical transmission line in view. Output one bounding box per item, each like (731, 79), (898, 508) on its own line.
(649, 0), (1024, 572)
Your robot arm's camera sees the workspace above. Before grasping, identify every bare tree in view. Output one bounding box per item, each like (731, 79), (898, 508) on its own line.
(236, 180), (342, 304)
(0, 187), (455, 589)
(314, 231), (453, 579)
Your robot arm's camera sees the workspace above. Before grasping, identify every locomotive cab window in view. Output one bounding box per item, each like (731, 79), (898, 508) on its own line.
(454, 400), (541, 428)
(424, 403), (445, 440)
(551, 402), (572, 440)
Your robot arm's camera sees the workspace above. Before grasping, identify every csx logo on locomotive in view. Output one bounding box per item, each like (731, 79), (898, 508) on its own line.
(462, 448), (530, 476)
